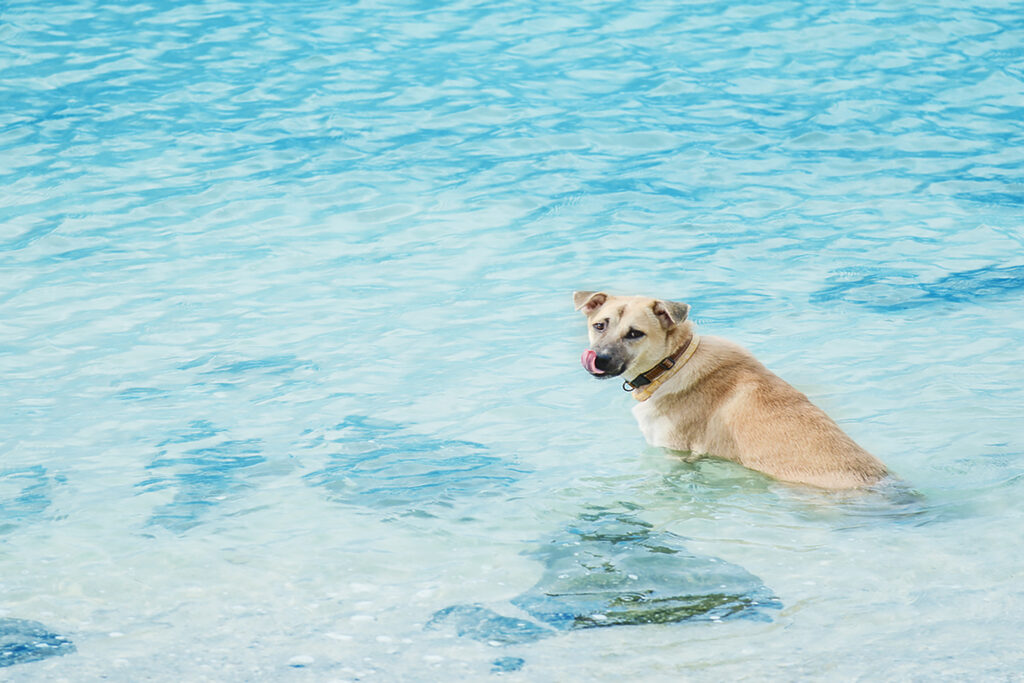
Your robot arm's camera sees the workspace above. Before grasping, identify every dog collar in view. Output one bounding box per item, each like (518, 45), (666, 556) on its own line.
(623, 335), (700, 402)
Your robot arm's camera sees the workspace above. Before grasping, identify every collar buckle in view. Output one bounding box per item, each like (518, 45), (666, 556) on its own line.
(622, 335), (700, 402)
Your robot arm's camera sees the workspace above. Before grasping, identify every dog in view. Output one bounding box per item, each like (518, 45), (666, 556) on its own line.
(574, 291), (888, 489)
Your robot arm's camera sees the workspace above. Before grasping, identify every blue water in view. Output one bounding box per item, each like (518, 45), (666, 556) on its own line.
(3, 0), (1024, 679)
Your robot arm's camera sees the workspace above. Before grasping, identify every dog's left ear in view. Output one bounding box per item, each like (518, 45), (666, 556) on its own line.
(653, 300), (690, 329)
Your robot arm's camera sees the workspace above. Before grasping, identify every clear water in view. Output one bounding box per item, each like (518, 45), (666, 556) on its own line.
(2, 0), (1023, 679)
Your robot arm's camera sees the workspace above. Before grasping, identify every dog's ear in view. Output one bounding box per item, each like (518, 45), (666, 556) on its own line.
(653, 300), (690, 328)
(573, 291), (607, 314)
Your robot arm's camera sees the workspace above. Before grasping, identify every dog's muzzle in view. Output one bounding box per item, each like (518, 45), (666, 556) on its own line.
(581, 349), (603, 375)
(581, 349), (623, 378)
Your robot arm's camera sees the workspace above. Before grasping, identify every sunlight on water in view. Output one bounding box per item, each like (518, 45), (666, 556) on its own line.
(2, 0), (1023, 679)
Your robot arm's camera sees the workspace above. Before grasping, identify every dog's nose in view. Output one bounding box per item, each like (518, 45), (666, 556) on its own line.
(582, 348), (623, 377)
(582, 349), (604, 374)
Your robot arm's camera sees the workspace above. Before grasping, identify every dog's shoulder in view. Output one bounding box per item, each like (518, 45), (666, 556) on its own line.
(691, 335), (770, 380)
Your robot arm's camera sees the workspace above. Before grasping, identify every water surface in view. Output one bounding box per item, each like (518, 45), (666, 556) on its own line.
(2, 0), (1023, 679)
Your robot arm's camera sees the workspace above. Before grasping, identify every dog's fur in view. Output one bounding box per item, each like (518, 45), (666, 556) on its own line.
(574, 291), (888, 489)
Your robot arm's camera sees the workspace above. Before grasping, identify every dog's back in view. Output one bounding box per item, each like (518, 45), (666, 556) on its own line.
(633, 334), (888, 489)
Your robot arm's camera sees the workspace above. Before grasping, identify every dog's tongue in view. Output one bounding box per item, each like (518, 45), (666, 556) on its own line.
(581, 349), (604, 374)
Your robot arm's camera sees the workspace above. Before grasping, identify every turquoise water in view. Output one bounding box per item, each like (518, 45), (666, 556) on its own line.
(3, 0), (1024, 679)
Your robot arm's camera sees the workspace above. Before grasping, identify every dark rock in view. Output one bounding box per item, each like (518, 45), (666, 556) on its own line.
(429, 505), (781, 644)
(426, 604), (555, 644)
(491, 656), (525, 673)
(0, 618), (75, 668)
(0, 466), (59, 534)
(512, 506), (781, 630)
(301, 415), (523, 510)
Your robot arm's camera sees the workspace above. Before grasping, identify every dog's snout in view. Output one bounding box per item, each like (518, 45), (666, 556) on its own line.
(582, 348), (626, 378)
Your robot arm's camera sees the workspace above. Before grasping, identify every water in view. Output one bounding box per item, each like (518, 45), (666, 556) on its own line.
(2, 0), (1023, 679)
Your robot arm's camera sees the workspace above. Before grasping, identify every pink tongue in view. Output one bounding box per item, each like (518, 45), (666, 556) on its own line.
(581, 349), (604, 374)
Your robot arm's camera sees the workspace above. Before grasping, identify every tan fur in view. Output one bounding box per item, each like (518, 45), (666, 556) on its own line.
(574, 291), (888, 490)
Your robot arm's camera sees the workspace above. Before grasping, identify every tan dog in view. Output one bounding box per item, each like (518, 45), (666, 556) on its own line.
(574, 291), (888, 489)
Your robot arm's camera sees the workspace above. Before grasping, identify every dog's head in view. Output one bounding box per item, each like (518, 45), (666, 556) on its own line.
(573, 291), (692, 379)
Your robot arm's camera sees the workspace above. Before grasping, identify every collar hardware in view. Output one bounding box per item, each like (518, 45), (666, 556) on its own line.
(624, 335), (700, 402)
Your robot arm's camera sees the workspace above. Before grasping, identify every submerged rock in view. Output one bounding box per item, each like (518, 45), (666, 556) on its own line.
(430, 506), (780, 644)
(427, 604), (556, 644)
(512, 507), (781, 629)
(0, 618), (75, 668)
(301, 415), (523, 511)
(0, 466), (59, 534)
(491, 656), (525, 673)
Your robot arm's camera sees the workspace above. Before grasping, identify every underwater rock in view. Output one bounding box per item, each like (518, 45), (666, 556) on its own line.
(0, 466), (59, 534)
(491, 656), (525, 673)
(302, 415), (522, 510)
(812, 263), (1024, 312)
(427, 604), (556, 644)
(512, 507), (781, 629)
(140, 435), (268, 533)
(0, 618), (75, 668)
(430, 506), (780, 644)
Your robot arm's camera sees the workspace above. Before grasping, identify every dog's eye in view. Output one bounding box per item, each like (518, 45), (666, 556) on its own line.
(593, 321), (607, 332)
(624, 329), (645, 340)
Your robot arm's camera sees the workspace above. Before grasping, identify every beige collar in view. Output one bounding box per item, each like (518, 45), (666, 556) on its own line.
(626, 335), (701, 402)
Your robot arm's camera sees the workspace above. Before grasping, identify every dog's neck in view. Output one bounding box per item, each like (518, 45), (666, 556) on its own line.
(624, 334), (700, 402)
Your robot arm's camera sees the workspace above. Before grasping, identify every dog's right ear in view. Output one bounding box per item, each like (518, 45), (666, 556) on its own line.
(573, 291), (607, 314)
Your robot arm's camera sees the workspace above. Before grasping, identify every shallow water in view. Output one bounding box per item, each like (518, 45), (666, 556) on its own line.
(3, 0), (1024, 679)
